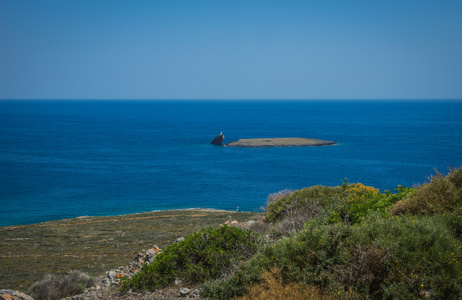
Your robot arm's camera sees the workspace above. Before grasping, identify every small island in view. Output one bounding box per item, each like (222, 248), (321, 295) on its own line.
(226, 137), (336, 147)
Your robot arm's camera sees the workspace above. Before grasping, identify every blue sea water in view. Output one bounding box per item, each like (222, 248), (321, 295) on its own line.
(1, 100), (461, 227)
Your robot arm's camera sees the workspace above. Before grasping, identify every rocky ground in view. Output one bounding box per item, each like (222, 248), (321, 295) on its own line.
(67, 219), (260, 300)
(66, 285), (201, 300)
(1, 209), (260, 291)
(2, 216), (262, 300)
(64, 240), (202, 300)
(2, 243), (202, 300)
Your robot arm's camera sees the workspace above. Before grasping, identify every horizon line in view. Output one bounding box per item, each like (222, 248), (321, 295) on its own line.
(1, 98), (462, 102)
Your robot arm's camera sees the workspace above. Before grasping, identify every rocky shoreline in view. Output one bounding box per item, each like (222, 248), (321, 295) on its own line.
(226, 137), (337, 147)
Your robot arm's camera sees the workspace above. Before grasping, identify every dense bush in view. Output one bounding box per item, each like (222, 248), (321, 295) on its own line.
(444, 207), (462, 238)
(201, 258), (263, 299)
(121, 225), (261, 292)
(204, 169), (462, 298)
(247, 219), (272, 236)
(127, 167), (462, 299)
(264, 189), (293, 209)
(265, 185), (346, 223)
(28, 270), (94, 300)
(338, 184), (415, 224)
(391, 167), (462, 215)
(265, 182), (413, 228)
(269, 199), (323, 238)
(204, 214), (462, 299)
(202, 221), (351, 299)
(348, 214), (462, 299)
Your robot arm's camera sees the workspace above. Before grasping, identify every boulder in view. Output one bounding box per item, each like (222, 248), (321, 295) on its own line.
(224, 220), (239, 226)
(210, 132), (225, 145)
(145, 249), (157, 263)
(179, 288), (190, 297)
(175, 237), (185, 243)
(192, 289), (201, 297)
(151, 245), (162, 254)
(134, 252), (145, 264)
(107, 270), (117, 280)
(0, 290), (34, 300)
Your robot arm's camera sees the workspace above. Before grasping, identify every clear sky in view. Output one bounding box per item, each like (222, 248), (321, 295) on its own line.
(1, 0), (461, 100)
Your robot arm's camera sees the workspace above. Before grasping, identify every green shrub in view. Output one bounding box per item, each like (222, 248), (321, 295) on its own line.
(121, 225), (261, 292)
(28, 270), (94, 300)
(205, 214), (462, 299)
(247, 219), (272, 236)
(391, 167), (462, 215)
(126, 168), (462, 299)
(262, 221), (349, 285)
(202, 221), (351, 299)
(268, 199), (323, 238)
(201, 259), (263, 299)
(444, 208), (462, 238)
(263, 189), (293, 210)
(265, 185), (346, 223)
(265, 182), (413, 229)
(347, 214), (462, 299)
(341, 185), (415, 224)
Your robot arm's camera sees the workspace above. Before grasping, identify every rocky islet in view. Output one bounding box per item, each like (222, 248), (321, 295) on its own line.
(226, 137), (337, 147)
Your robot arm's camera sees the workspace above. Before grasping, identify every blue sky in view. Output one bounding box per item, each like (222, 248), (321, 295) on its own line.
(1, 0), (461, 100)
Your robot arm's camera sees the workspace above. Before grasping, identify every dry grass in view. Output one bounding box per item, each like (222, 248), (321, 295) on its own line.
(233, 266), (334, 300)
(0, 209), (260, 292)
(28, 270), (94, 300)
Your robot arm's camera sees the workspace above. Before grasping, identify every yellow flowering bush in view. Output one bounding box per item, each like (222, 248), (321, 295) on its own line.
(346, 183), (380, 203)
(338, 182), (414, 224)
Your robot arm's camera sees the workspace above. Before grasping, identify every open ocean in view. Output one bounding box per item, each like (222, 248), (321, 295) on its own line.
(1, 100), (461, 227)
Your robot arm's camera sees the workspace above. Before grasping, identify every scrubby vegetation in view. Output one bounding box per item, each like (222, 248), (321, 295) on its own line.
(121, 166), (462, 299)
(0, 210), (257, 291)
(121, 225), (261, 291)
(391, 167), (462, 215)
(28, 270), (94, 300)
(234, 267), (335, 300)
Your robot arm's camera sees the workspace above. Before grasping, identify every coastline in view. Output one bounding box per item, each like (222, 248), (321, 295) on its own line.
(2, 101), (460, 232)
(1, 208), (246, 229)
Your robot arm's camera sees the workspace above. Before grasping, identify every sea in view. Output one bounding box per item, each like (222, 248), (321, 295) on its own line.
(1, 100), (461, 227)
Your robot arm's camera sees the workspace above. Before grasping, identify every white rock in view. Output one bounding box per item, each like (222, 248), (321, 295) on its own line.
(107, 271), (117, 279)
(179, 288), (190, 297)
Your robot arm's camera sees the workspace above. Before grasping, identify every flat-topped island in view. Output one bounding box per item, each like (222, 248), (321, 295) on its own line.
(226, 138), (336, 147)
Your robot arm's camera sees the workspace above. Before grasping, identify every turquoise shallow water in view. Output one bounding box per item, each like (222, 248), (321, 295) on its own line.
(1, 100), (461, 227)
